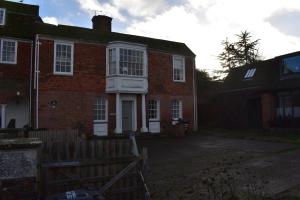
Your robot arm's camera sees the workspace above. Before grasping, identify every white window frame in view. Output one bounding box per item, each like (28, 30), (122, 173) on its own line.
(93, 97), (108, 122)
(0, 39), (17, 64)
(0, 8), (6, 26)
(173, 55), (185, 82)
(148, 100), (160, 121)
(53, 41), (74, 76)
(172, 100), (183, 120)
(106, 42), (147, 77)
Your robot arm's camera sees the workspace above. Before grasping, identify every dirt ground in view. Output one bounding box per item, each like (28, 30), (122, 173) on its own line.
(138, 132), (300, 200)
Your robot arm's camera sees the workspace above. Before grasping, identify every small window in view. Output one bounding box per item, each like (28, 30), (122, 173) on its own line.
(0, 8), (6, 25)
(94, 98), (107, 121)
(148, 100), (160, 120)
(54, 42), (74, 75)
(172, 100), (182, 120)
(173, 56), (185, 82)
(244, 68), (256, 79)
(0, 39), (17, 64)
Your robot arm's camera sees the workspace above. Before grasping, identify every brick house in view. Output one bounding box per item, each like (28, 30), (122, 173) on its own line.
(0, 1), (198, 135)
(217, 51), (300, 130)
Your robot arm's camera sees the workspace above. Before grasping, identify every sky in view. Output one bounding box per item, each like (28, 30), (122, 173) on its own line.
(11, 0), (300, 73)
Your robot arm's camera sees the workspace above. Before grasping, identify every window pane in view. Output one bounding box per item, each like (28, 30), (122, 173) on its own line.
(0, 9), (5, 25)
(2, 40), (16, 63)
(109, 48), (116, 75)
(172, 100), (182, 119)
(148, 100), (158, 120)
(173, 57), (184, 81)
(119, 48), (144, 76)
(94, 98), (106, 121)
(55, 43), (73, 73)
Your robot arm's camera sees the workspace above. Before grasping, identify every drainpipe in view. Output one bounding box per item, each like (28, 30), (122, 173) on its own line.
(29, 42), (33, 128)
(192, 57), (198, 131)
(34, 34), (40, 129)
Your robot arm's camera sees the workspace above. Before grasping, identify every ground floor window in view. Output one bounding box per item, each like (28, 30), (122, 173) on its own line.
(172, 100), (182, 120)
(94, 97), (107, 121)
(148, 100), (159, 120)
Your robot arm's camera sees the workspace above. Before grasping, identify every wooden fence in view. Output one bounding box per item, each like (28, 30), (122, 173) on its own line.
(30, 130), (148, 200)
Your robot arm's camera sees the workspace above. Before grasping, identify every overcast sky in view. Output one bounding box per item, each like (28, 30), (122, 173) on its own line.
(13, 0), (300, 73)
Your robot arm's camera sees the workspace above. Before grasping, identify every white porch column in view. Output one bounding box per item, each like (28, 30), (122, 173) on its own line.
(141, 94), (148, 133)
(1, 104), (7, 129)
(115, 93), (122, 134)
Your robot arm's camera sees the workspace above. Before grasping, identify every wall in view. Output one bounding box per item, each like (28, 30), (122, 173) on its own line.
(35, 38), (196, 134)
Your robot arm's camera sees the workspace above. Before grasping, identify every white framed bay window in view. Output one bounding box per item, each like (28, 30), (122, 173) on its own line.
(54, 41), (74, 75)
(173, 55), (185, 82)
(107, 42), (147, 77)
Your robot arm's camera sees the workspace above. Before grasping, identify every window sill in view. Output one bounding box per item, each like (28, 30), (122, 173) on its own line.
(53, 72), (73, 76)
(93, 120), (108, 123)
(149, 119), (160, 122)
(173, 80), (185, 83)
(0, 61), (17, 65)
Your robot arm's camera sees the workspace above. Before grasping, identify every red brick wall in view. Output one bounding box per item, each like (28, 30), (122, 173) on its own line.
(36, 38), (196, 134)
(0, 40), (32, 103)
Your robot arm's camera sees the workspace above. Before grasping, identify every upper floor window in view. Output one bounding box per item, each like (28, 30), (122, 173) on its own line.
(94, 97), (107, 121)
(148, 100), (160, 121)
(107, 42), (147, 77)
(282, 55), (300, 75)
(0, 8), (6, 25)
(173, 55), (185, 82)
(171, 100), (182, 120)
(0, 39), (17, 64)
(120, 48), (144, 76)
(54, 41), (74, 75)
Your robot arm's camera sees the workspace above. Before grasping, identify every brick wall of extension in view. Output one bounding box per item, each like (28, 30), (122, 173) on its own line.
(34, 39), (195, 135)
(0, 40), (32, 103)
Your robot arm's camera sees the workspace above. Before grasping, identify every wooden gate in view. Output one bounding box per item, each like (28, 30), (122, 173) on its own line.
(34, 132), (148, 200)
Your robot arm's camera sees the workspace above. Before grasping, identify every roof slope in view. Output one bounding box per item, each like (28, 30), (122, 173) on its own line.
(0, 1), (195, 57)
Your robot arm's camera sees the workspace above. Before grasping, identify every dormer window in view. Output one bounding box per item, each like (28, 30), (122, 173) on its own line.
(282, 55), (300, 75)
(107, 42), (147, 77)
(0, 8), (6, 25)
(244, 68), (256, 79)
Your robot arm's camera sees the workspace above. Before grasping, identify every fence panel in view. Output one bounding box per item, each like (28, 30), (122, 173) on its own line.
(31, 130), (146, 200)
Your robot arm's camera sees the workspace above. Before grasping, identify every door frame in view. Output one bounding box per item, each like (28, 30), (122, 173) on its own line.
(120, 95), (137, 132)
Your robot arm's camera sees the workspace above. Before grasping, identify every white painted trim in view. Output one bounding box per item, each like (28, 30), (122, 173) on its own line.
(53, 41), (74, 76)
(141, 94), (148, 133)
(192, 59), (198, 131)
(0, 8), (6, 26)
(172, 55), (186, 82)
(119, 94), (137, 132)
(115, 93), (122, 134)
(1, 104), (6, 128)
(0, 39), (17, 64)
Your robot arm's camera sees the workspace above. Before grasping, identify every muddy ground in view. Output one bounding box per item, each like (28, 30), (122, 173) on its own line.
(138, 132), (300, 199)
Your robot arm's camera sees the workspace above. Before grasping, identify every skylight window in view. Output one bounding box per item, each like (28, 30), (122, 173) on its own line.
(244, 68), (256, 79)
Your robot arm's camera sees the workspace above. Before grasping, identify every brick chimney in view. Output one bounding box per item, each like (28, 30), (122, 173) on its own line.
(92, 15), (112, 33)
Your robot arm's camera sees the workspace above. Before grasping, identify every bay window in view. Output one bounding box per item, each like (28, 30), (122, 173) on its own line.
(107, 42), (147, 77)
